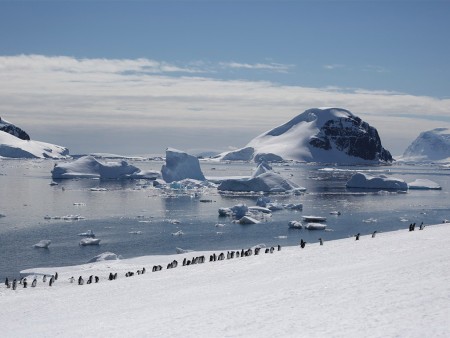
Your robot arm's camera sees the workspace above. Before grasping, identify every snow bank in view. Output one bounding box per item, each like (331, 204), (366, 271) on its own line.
(408, 179), (442, 190)
(161, 148), (205, 183)
(346, 173), (408, 190)
(87, 252), (121, 263)
(51, 156), (158, 179)
(0, 129), (69, 159)
(7, 224), (449, 337)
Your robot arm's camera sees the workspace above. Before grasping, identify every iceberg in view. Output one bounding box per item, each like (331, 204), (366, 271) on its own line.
(52, 156), (158, 180)
(218, 163), (299, 193)
(288, 221), (303, 229)
(161, 148), (205, 183)
(346, 173), (408, 190)
(238, 216), (260, 225)
(304, 223), (327, 230)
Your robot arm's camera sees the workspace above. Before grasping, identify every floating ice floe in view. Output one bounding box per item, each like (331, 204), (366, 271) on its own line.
(304, 223), (327, 230)
(346, 173), (408, 190)
(329, 211), (341, 215)
(33, 240), (51, 248)
(215, 223), (226, 227)
(171, 230), (184, 236)
(63, 215), (85, 221)
(407, 179), (442, 190)
(129, 231), (143, 235)
(90, 187), (108, 192)
(79, 238), (101, 246)
(78, 230), (95, 237)
(302, 216), (327, 222)
(237, 216), (260, 225)
(87, 252), (120, 263)
(73, 202), (86, 206)
(288, 221), (303, 229)
(248, 206), (272, 214)
(363, 218), (378, 223)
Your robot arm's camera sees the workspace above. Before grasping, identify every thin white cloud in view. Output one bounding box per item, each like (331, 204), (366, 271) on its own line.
(220, 61), (293, 73)
(323, 64), (345, 70)
(0, 55), (448, 155)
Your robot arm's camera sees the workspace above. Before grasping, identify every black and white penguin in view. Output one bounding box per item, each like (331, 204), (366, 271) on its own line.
(5, 277), (8, 287)
(372, 231), (377, 238)
(54, 272), (58, 280)
(49, 277), (53, 287)
(78, 276), (84, 285)
(277, 245), (281, 251)
(142, 267), (146, 274)
(43, 275), (47, 283)
(69, 276), (75, 284)
(300, 239), (306, 249)
(12, 279), (17, 290)
(419, 222), (424, 230)
(31, 278), (37, 287)
(319, 238), (323, 246)
(95, 276), (99, 283)
(23, 279), (28, 288)
(355, 233), (360, 240)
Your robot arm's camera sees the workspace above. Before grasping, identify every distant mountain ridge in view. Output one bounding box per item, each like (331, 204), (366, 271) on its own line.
(216, 107), (392, 164)
(401, 128), (450, 162)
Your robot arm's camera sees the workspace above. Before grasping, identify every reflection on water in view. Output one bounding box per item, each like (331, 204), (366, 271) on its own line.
(0, 159), (449, 278)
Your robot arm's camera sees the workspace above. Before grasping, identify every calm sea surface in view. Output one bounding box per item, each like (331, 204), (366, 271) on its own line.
(1, 159), (449, 279)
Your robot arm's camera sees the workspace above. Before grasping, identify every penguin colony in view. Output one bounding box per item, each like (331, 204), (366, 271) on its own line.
(1, 222), (428, 290)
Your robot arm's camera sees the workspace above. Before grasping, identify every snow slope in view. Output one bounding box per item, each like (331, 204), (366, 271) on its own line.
(216, 108), (392, 164)
(401, 128), (450, 162)
(2, 224), (449, 337)
(0, 129), (69, 159)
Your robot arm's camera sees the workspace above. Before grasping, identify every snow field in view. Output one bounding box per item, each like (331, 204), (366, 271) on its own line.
(1, 224), (449, 337)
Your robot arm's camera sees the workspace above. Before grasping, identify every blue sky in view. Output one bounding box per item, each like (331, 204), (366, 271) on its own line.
(1, 1), (449, 155)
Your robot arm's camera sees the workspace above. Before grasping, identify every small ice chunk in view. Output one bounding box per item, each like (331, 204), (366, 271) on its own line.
(33, 240), (51, 248)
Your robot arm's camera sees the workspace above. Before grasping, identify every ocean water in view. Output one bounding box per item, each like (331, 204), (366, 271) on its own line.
(1, 159), (449, 279)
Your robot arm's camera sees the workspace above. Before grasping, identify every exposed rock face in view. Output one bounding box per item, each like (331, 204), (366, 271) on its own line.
(0, 118), (30, 140)
(309, 115), (392, 162)
(216, 108), (393, 164)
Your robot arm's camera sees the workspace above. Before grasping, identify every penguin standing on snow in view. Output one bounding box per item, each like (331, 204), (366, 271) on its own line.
(31, 278), (37, 287)
(419, 222), (424, 230)
(54, 272), (58, 280)
(372, 231), (377, 238)
(300, 239), (306, 249)
(12, 279), (17, 290)
(319, 238), (323, 246)
(4, 277), (8, 287)
(355, 233), (360, 241)
(43, 275), (47, 283)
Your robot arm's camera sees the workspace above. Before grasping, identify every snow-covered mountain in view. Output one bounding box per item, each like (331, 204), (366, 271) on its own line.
(0, 117), (30, 140)
(401, 128), (450, 162)
(216, 108), (393, 164)
(0, 117), (69, 159)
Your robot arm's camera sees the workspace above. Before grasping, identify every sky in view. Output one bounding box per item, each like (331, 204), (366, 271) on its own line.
(1, 0), (449, 156)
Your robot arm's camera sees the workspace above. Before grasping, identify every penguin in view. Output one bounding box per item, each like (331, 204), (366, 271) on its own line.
(265, 248), (269, 253)
(419, 222), (424, 230)
(236, 251), (240, 258)
(372, 231), (377, 238)
(54, 272), (58, 280)
(113, 273), (118, 280)
(43, 275), (47, 283)
(12, 279), (17, 290)
(319, 238), (323, 245)
(95, 276), (99, 283)
(270, 247), (274, 253)
(4, 277), (8, 286)
(412, 223), (416, 231)
(300, 239), (306, 249)
(241, 249), (244, 257)
(69, 276), (75, 284)
(78, 276), (84, 285)
(23, 279), (27, 288)
(355, 233), (360, 241)
(142, 267), (146, 274)
(183, 258), (187, 266)
(108, 273), (113, 280)
(254, 248), (260, 255)
(31, 278), (37, 287)
(49, 277), (53, 287)
(277, 245), (281, 251)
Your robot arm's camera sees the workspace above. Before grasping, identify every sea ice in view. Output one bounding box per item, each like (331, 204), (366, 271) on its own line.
(304, 223), (327, 230)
